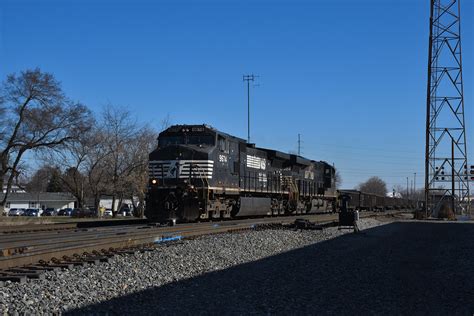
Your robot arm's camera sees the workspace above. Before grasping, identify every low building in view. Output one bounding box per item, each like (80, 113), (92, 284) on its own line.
(386, 191), (403, 198)
(0, 192), (76, 211)
(96, 196), (136, 211)
(2, 184), (26, 194)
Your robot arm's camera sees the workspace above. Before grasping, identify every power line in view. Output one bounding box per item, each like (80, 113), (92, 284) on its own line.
(310, 142), (425, 154)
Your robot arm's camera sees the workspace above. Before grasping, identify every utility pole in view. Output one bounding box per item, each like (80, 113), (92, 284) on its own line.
(424, 0), (470, 216)
(298, 134), (301, 156)
(407, 177), (409, 198)
(414, 172), (416, 194)
(243, 74), (257, 143)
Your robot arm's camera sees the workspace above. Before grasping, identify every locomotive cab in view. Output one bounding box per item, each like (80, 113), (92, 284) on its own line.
(146, 125), (215, 222)
(149, 125), (216, 184)
(146, 124), (243, 222)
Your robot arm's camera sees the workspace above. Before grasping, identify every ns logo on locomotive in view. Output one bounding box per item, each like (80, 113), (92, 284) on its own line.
(145, 124), (336, 222)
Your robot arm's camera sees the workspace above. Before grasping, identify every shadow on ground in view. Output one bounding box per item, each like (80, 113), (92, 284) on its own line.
(68, 222), (474, 315)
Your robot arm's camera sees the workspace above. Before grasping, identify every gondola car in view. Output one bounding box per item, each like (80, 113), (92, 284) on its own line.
(338, 189), (416, 212)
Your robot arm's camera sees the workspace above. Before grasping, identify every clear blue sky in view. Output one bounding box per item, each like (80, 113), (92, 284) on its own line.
(1, 0), (473, 191)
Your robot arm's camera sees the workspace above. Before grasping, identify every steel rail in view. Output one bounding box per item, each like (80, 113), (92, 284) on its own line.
(0, 211), (409, 270)
(0, 221), (271, 269)
(0, 223), (244, 254)
(0, 214), (338, 246)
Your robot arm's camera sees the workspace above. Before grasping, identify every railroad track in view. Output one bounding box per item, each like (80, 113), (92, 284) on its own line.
(0, 210), (411, 283)
(0, 218), (149, 234)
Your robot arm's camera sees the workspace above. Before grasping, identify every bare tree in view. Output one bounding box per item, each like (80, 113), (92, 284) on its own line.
(122, 127), (156, 217)
(25, 165), (60, 193)
(101, 106), (137, 215)
(393, 184), (406, 198)
(61, 167), (87, 207)
(46, 168), (63, 192)
(0, 69), (92, 214)
(47, 126), (97, 208)
(160, 113), (172, 132)
(412, 188), (425, 201)
(84, 130), (110, 212)
(100, 106), (158, 216)
(357, 176), (388, 196)
(45, 107), (157, 216)
(45, 120), (111, 209)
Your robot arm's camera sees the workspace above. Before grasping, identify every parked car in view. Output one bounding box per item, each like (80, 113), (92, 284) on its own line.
(119, 207), (132, 217)
(24, 208), (40, 217)
(8, 208), (25, 216)
(58, 208), (73, 216)
(104, 209), (113, 217)
(71, 208), (94, 218)
(88, 207), (98, 217)
(43, 208), (58, 216)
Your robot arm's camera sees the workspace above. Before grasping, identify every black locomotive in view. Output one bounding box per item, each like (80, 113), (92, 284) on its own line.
(145, 124), (337, 222)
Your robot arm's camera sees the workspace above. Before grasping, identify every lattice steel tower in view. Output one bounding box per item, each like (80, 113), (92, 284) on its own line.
(425, 0), (470, 216)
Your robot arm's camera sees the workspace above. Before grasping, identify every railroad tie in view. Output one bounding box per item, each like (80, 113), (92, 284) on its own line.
(138, 247), (156, 253)
(0, 275), (27, 284)
(83, 252), (110, 263)
(21, 265), (60, 272)
(98, 249), (116, 258)
(44, 262), (74, 269)
(0, 269), (44, 281)
(114, 249), (136, 255)
(60, 256), (89, 267)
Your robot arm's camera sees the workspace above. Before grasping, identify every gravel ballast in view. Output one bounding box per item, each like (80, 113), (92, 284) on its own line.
(0, 218), (385, 314)
(1, 217), (474, 315)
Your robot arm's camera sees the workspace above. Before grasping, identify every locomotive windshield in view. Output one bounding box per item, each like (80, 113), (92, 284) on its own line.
(159, 134), (215, 147)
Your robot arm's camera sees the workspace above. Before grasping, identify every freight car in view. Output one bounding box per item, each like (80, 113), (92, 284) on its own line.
(145, 124), (336, 222)
(338, 189), (417, 212)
